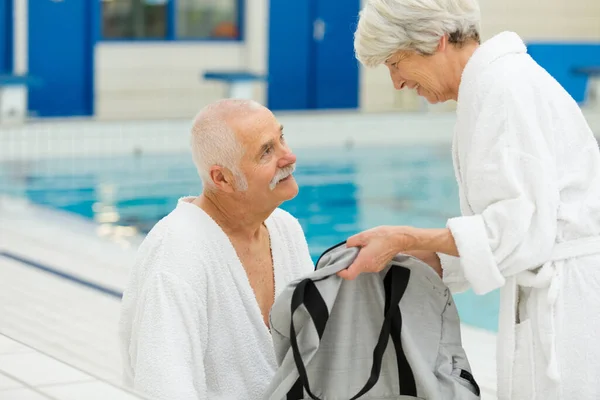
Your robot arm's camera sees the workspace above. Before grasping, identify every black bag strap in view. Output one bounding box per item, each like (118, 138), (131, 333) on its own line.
(286, 266), (417, 399)
(460, 369), (481, 396)
(286, 278), (328, 400)
(386, 268), (417, 396)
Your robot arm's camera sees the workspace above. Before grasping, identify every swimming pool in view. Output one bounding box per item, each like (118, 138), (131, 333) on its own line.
(0, 144), (499, 332)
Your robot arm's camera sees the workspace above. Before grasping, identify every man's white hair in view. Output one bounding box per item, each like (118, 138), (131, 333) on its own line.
(190, 99), (262, 191)
(354, 0), (481, 67)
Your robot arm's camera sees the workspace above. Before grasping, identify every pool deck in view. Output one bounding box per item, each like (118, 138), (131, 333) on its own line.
(0, 195), (498, 399)
(0, 334), (148, 400)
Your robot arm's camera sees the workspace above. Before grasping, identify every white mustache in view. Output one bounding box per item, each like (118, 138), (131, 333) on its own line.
(269, 164), (296, 190)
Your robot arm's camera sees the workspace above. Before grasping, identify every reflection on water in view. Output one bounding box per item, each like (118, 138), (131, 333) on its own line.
(0, 145), (499, 332)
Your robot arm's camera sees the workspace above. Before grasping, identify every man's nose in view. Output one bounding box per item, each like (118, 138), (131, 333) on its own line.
(278, 148), (296, 168)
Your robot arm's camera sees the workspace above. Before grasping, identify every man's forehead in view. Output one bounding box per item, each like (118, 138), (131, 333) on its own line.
(254, 122), (283, 143)
(236, 116), (282, 146)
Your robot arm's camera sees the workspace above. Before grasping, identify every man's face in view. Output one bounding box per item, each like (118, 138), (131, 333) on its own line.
(234, 107), (298, 208)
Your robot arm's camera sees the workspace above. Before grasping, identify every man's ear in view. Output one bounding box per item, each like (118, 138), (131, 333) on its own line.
(209, 166), (236, 193)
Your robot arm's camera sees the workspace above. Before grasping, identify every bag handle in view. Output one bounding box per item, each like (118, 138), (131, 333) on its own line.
(286, 267), (417, 399)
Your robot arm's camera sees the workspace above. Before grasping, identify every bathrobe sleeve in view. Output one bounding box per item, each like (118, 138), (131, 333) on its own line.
(446, 81), (559, 295)
(129, 270), (208, 399)
(439, 253), (471, 293)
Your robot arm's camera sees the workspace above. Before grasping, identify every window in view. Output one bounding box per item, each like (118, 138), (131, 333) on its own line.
(101, 0), (241, 40)
(177, 0), (239, 39)
(102, 0), (168, 39)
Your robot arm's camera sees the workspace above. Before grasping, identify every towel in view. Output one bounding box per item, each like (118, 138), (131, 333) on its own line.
(118, 196), (315, 400)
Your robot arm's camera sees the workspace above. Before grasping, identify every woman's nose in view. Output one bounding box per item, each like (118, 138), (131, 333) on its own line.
(393, 79), (406, 90)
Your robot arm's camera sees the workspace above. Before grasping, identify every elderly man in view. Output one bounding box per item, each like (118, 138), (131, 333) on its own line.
(346, 1), (600, 399)
(118, 99), (315, 400)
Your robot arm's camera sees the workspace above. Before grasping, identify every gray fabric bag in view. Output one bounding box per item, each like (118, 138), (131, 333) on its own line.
(265, 242), (481, 400)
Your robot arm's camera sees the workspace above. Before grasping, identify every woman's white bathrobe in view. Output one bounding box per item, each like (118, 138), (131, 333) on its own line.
(118, 197), (315, 400)
(439, 31), (600, 400)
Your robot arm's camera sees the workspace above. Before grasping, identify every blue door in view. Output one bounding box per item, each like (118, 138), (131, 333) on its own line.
(268, 0), (359, 111)
(311, 0), (359, 109)
(28, 0), (94, 117)
(267, 0), (312, 110)
(0, 0), (12, 73)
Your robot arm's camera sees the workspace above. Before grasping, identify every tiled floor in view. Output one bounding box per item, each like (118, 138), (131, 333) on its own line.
(0, 256), (124, 383)
(0, 334), (145, 400)
(0, 197), (136, 386)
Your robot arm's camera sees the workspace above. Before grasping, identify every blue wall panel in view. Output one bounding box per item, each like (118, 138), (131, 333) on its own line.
(267, 0), (312, 110)
(312, 0), (359, 109)
(28, 0), (94, 117)
(268, 0), (359, 111)
(527, 43), (600, 104)
(0, 0), (12, 73)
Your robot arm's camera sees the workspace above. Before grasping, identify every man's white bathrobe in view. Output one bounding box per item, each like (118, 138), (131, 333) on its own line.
(118, 197), (315, 400)
(439, 31), (600, 400)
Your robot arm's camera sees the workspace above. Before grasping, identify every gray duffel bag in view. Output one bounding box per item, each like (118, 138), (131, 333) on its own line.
(265, 242), (481, 400)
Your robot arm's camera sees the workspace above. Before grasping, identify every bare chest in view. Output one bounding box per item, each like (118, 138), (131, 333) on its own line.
(233, 240), (275, 327)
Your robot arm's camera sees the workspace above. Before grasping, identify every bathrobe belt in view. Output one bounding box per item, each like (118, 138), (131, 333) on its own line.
(515, 236), (600, 382)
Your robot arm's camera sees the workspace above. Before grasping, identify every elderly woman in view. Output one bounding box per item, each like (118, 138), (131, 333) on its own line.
(344, 0), (600, 399)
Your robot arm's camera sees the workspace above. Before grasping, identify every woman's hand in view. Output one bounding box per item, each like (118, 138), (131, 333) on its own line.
(337, 226), (419, 280)
(337, 226), (456, 280)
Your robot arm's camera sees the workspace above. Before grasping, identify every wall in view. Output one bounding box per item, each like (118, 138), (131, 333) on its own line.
(97, 0), (598, 118)
(10, 0), (600, 120)
(95, 0), (268, 120)
(95, 43), (244, 120)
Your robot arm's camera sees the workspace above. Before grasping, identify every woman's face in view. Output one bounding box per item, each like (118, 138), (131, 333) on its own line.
(385, 46), (454, 104)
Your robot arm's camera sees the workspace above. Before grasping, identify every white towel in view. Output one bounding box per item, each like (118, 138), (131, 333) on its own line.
(118, 197), (315, 400)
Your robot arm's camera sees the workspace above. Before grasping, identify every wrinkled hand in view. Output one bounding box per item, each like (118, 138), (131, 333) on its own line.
(337, 226), (417, 280)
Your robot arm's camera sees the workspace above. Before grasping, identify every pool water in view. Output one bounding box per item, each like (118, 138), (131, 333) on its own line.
(0, 144), (499, 332)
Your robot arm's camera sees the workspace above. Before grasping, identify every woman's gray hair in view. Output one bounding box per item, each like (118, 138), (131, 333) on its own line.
(190, 99), (262, 191)
(354, 0), (482, 67)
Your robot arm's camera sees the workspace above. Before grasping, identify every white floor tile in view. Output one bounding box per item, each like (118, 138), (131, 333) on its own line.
(0, 352), (93, 387)
(41, 381), (142, 400)
(0, 336), (33, 355)
(0, 372), (24, 390)
(0, 388), (51, 400)
(0, 258), (124, 383)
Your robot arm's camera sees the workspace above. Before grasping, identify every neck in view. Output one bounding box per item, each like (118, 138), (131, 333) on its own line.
(448, 41), (479, 101)
(193, 192), (274, 241)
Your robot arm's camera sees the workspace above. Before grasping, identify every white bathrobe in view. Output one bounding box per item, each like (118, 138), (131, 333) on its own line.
(118, 197), (315, 400)
(439, 31), (600, 400)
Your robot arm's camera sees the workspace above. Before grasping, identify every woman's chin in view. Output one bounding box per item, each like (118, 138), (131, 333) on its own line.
(421, 96), (439, 104)
(420, 93), (443, 104)
(416, 88), (437, 104)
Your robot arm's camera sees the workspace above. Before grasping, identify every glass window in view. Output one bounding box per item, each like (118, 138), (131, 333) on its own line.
(176, 0), (240, 39)
(102, 0), (168, 39)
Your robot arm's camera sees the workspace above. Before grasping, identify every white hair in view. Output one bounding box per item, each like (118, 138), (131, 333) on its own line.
(354, 0), (481, 67)
(190, 99), (262, 191)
